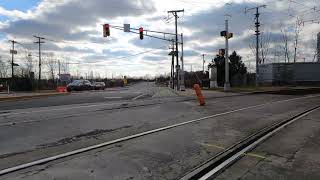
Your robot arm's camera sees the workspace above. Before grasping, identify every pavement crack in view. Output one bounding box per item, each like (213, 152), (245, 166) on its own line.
(37, 125), (132, 148)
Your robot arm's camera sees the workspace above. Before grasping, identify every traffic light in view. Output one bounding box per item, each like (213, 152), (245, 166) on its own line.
(220, 31), (233, 39)
(103, 24), (110, 37)
(219, 49), (225, 57)
(220, 31), (227, 37)
(139, 27), (143, 40)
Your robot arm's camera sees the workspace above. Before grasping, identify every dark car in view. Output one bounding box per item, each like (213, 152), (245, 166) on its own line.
(92, 82), (106, 90)
(67, 80), (93, 92)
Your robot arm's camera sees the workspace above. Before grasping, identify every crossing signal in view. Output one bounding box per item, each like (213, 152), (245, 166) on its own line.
(139, 27), (143, 40)
(103, 24), (110, 37)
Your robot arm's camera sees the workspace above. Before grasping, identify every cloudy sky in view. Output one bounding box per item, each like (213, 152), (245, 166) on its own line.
(0, 0), (319, 78)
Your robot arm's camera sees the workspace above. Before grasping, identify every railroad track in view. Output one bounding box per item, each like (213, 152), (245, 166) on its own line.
(180, 105), (320, 180)
(0, 95), (319, 177)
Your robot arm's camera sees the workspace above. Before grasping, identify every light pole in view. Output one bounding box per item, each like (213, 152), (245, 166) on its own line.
(224, 18), (231, 91)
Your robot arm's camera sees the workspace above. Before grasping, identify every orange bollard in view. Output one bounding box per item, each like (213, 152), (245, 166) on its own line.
(56, 86), (67, 92)
(193, 84), (205, 106)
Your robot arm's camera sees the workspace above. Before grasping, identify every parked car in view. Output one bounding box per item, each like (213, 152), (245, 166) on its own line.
(92, 82), (106, 90)
(67, 80), (93, 92)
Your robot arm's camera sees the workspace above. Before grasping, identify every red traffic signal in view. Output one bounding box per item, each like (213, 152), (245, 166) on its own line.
(103, 24), (110, 37)
(139, 27), (143, 40)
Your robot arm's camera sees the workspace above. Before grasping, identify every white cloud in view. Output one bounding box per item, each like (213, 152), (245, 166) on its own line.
(0, 0), (319, 78)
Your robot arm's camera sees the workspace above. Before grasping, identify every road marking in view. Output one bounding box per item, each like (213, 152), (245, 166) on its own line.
(201, 143), (266, 159)
(0, 102), (127, 117)
(0, 95), (319, 176)
(104, 97), (122, 99)
(132, 94), (145, 100)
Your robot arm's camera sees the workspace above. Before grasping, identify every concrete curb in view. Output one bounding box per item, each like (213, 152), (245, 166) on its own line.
(177, 87), (320, 100)
(0, 92), (70, 102)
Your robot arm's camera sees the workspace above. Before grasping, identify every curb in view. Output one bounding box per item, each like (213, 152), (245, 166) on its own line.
(176, 87), (320, 100)
(0, 93), (70, 102)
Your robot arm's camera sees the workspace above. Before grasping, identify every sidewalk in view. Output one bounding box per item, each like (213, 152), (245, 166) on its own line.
(0, 91), (69, 101)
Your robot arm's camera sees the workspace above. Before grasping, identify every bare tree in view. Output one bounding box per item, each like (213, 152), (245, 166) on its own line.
(293, 17), (303, 63)
(24, 53), (33, 77)
(259, 31), (271, 64)
(59, 58), (69, 74)
(280, 24), (290, 63)
(249, 31), (271, 64)
(0, 56), (9, 78)
(312, 33), (320, 62)
(45, 52), (57, 80)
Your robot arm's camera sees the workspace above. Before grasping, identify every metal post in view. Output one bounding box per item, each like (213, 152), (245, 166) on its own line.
(224, 19), (230, 91)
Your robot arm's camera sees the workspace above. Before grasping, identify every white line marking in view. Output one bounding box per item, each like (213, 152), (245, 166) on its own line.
(0, 102), (126, 117)
(104, 97), (122, 99)
(132, 94), (145, 100)
(0, 95), (319, 176)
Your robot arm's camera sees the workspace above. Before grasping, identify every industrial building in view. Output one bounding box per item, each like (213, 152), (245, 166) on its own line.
(259, 62), (320, 86)
(317, 32), (320, 62)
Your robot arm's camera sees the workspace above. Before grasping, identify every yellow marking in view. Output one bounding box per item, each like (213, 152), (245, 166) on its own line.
(201, 143), (266, 160)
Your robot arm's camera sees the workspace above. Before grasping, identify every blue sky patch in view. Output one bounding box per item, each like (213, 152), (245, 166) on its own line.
(0, 0), (40, 11)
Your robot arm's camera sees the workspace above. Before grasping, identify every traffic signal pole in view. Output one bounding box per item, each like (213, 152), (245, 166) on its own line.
(224, 19), (230, 91)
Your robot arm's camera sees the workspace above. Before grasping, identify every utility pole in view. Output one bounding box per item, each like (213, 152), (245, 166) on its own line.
(169, 39), (175, 89)
(34, 35), (45, 90)
(224, 18), (231, 91)
(202, 54), (205, 73)
(9, 40), (17, 79)
(168, 9), (184, 91)
(180, 33), (185, 91)
(245, 5), (266, 87)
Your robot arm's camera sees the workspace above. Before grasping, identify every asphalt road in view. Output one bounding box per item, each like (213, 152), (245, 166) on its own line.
(0, 82), (160, 110)
(0, 85), (319, 180)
